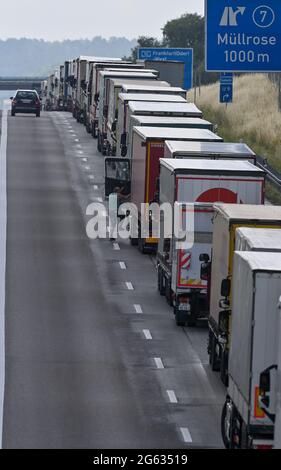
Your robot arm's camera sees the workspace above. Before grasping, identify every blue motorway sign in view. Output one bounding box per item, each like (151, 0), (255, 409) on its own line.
(138, 48), (193, 90)
(220, 73), (233, 103)
(205, 0), (281, 71)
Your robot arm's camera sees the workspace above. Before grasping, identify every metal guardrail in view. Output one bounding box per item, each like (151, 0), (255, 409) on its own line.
(256, 155), (281, 190)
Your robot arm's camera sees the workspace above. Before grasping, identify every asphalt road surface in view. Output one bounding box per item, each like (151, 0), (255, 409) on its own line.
(1, 111), (225, 449)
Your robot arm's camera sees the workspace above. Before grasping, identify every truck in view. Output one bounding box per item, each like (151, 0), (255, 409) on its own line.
(157, 160), (265, 327)
(116, 101), (203, 158)
(221, 252), (281, 449)
(105, 127), (222, 252)
(97, 70), (158, 154)
(74, 56), (126, 123)
(126, 117), (215, 159)
(164, 141), (256, 163)
(87, 61), (138, 135)
(105, 80), (171, 154)
(108, 93), (187, 156)
(208, 205), (281, 386)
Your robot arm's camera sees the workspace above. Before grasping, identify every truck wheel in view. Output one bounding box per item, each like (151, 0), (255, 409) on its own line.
(36, 111), (40, 118)
(158, 267), (165, 296)
(92, 123), (98, 139)
(165, 277), (173, 306)
(209, 332), (220, 371)
(138, 238), (149, 255)
(97, 134), (102, 153)
(221, 400), (232, 449)
(11, 111), (16, 117)
(130, 237), (138, 247)
(220, 351), (229, 387)
(175, 308), (186, 327)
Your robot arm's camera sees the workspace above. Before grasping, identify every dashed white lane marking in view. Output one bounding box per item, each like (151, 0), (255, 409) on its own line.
(88, 175), (95, 181)
(113, 243), (120, 251)
(167, 390), (178, 404)
(74, 139), (80, 142)
(0, 103), (8, 448)
(84, 166), (91, 171)
(82, 158), (88, 163)
(119, 262), (126, 270)
(126, 282), (134, 291)
(154, 357), (164, 369)
(143, 330), (152, 340)
(77, 150), (84, 155)
(180, 427), (193, 444)
(94, 185), (99, 190)
(134, 304), (143, 314)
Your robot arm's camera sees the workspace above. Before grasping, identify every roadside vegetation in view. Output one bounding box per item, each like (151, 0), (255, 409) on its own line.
(190, 74), (281, 204)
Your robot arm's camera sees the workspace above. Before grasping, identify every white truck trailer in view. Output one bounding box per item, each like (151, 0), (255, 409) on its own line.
(208, 205), (281, 386)
(112, 93), (187, 157)
(106, 82), (171, 155)
(126, 117), (214, 159)
(97, 71), (158, 154)
(157, 160), (265, 327)
(164, 141), (256, 163)
(221, 252), (281, 449)
(116, 101), (203, 158)
(87, 61), (133, 136)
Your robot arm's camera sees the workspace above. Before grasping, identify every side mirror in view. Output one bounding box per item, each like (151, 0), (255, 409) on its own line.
(199, 253), (210, 263)
(259, 365), (277, 417)
(221, 279), (231, 298)
(121, 146), (127, 157)
(10, 97), (13, 100)
(120, 133), (127, 147)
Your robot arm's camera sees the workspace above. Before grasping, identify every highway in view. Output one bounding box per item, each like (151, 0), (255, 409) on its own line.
(1, 110), (225, 449)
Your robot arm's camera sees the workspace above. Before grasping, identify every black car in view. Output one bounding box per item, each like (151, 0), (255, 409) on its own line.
(11, 90), (41, 117)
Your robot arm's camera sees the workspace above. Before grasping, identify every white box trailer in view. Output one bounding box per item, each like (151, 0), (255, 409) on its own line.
(221, 252), (281, 449)
(106, 80), (169, 154)
(236, 227), (281, 252)
(121, 83), (185, 96)
(127, 117), (214, 159)
(114, 93), (187, 157)
(97, 71), (158, 154)
(164, 141), (256, 163)
(157, 159), (265, 327)
(209, 205), (281, 386)
(116, 101), (203, 158)
(87, 61), (133, 136)
(74, 56), (125, 123)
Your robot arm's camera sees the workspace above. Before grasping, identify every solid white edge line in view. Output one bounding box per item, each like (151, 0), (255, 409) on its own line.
(180, 427), (193, 443)
(134, 304), (143, 314)
(167, 390), (178, 404)
(0, 104), (8, 448)
(154, 358), (164, 369)
(143, 329), (152, 340)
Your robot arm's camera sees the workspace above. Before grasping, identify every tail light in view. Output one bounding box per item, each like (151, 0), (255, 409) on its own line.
(253, 444), (273, 450)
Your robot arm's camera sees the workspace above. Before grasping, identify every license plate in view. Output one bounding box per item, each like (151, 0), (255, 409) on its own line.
(22, 99), (31, 104)
(179, 304), (190, 312)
